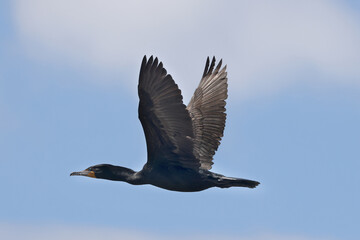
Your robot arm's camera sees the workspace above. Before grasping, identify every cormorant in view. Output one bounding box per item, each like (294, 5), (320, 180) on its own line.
(70, 56), (260, 192)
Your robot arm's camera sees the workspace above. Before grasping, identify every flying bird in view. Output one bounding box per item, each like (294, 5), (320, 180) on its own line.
(71, 56), (260, 192)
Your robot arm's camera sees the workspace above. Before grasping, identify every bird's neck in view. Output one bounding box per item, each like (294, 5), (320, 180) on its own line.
(107, 166), (143, 185)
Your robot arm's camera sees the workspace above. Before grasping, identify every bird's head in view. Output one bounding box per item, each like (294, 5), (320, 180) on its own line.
(70, 164), (113, 179)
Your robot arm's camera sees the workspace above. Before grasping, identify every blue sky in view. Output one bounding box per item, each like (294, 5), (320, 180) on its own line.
(1, 1), (360, 239)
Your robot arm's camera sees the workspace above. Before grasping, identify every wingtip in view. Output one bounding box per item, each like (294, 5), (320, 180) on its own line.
(153, 57), (158, 67)
(211, 56), (216, 63)
(203, 57), (211, 77)
(142, 55), (147, 65)
(215, 59), (223, 72)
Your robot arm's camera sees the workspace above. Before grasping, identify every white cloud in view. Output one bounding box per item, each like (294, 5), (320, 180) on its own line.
(13, 0), (360, 100)
(0, 223), (337, 240)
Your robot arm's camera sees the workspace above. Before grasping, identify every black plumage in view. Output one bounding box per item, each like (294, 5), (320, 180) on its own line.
(70, 56), (260, 192)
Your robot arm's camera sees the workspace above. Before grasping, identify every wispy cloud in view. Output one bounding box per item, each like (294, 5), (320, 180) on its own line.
(13, 0), (360, 99)
(0, 223), (336, 240)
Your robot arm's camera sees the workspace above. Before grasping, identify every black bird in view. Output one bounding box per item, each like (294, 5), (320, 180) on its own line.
(70, 56), (260, 192)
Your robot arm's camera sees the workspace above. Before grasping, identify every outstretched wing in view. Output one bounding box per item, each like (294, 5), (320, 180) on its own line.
(187, 57), (228, 170)
(138, 56), (200, 170)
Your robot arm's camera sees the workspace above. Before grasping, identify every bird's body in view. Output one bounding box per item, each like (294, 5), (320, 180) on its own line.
(71, 56), (260, 192)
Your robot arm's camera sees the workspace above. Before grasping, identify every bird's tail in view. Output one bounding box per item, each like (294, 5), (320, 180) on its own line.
(218, 176), (260, 189)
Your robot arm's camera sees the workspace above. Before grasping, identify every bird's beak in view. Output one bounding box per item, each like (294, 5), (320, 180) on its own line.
(70, 170), (96, 178)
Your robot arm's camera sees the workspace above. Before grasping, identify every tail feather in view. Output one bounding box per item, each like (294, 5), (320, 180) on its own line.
(218, 176), (260, 189)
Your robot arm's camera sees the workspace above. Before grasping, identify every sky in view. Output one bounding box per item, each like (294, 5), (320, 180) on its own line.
(1, 0), (359, 239)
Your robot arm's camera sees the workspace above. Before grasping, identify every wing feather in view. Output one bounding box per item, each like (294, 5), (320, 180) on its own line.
(138, 56), (200, 170)
(187, 57), (228, 170)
